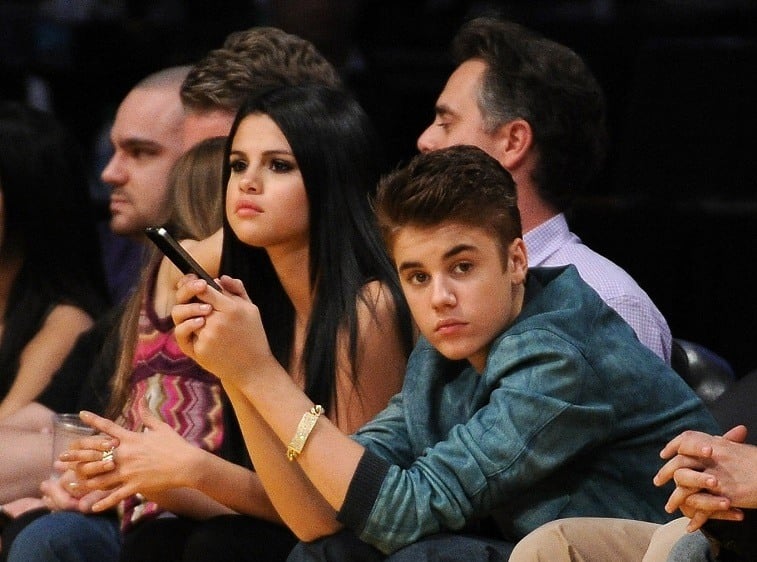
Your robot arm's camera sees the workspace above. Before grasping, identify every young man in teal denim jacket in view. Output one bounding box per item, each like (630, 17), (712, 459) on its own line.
(172, 145), (720, 562)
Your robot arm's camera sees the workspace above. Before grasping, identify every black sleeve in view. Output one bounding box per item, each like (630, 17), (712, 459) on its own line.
(337, 449), (391, 534)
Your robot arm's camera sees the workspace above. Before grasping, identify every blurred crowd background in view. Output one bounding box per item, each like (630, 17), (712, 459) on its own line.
(1, 0), (756, 376)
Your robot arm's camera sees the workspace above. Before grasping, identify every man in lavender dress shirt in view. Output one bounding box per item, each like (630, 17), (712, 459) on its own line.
(417, 16), (671, 362)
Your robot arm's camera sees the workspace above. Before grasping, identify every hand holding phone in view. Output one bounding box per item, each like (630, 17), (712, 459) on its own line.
(144, 227), (221, 291)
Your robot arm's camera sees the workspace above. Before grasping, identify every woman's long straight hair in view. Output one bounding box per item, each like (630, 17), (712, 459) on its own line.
(220, 85), (413, 420)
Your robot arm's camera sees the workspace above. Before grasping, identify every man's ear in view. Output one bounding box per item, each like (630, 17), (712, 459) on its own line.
(494, 119), (533, 171)
(508, 238), (528, 285)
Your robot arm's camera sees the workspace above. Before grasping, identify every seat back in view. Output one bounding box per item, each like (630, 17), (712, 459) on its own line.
(671, 338), (736, 404)
(708, 369), (757, 443)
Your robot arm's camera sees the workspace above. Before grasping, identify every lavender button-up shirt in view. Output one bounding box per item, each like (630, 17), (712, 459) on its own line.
(524, 213), (671, 363)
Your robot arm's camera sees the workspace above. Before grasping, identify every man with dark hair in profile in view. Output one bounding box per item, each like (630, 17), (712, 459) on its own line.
(417, 16), (672, 363)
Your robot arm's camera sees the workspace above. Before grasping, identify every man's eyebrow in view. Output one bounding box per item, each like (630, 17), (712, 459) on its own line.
(398, 260), (423, 273)
(443, 244), (476, 260)
(397, 244), (477, 273)
(118, 137), (162, 151)
(434, 103), (456, 118)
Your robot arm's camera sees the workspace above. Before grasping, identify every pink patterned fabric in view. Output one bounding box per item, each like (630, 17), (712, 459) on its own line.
(118, 265), (225, 533)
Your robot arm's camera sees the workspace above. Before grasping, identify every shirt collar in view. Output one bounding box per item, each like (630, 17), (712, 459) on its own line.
(523, 213), (571, 266)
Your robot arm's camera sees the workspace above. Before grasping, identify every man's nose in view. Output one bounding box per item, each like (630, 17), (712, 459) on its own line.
(416, 123), (438, 154)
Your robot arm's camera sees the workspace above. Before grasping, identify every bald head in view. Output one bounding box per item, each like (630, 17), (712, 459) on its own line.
(136, 66), (192, 90)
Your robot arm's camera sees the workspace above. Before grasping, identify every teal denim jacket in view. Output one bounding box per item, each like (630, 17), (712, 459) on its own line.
(341, 266), (720, 554)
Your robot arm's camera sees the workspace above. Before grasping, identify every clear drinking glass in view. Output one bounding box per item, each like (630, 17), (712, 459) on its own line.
(51, 413), (96, 477)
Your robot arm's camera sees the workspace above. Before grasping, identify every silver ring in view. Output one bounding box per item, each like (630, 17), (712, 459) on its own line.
(101, 447), (115, 464)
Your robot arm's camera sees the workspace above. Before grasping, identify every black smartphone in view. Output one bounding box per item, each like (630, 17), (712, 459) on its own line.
(144, 226), (221, 291)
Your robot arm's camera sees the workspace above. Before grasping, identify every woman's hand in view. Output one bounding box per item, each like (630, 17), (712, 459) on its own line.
(60, 406), (201, 513)
(39, 470), (108, 514)
(57, 430), (119, 482)
(171, 275), (279, 387)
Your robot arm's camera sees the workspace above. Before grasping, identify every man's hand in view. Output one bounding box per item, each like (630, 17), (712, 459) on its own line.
(654, 426), (755, 531)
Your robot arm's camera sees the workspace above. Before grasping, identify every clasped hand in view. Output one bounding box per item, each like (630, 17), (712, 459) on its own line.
(57, 405), (197, 513)
(654, 425), (750, 531)
(171, 274), (278, 387)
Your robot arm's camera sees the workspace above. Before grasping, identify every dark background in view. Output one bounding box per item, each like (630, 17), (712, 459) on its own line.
(2, 0), (756, 376)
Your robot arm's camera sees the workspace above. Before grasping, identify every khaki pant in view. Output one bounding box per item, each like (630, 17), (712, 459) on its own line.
(508, 517), (691, 562)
